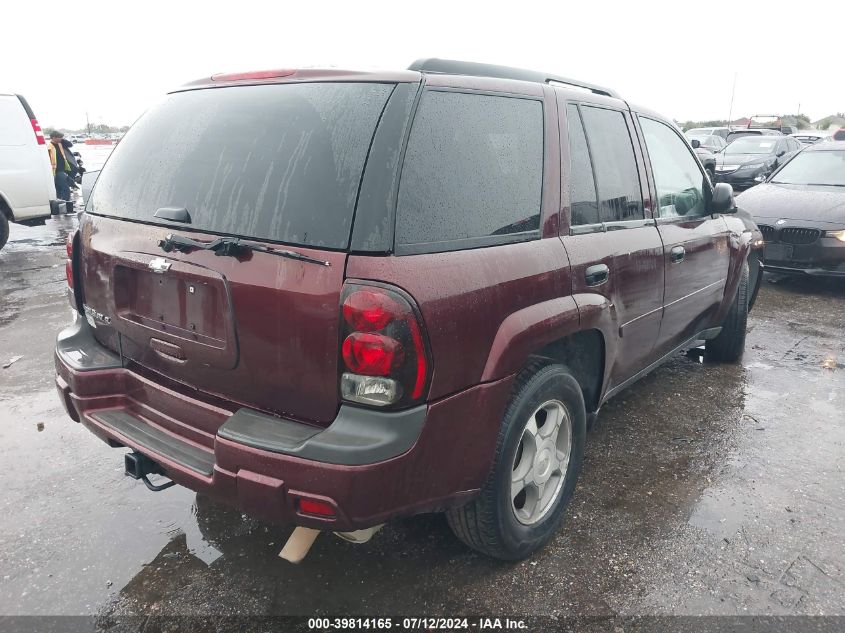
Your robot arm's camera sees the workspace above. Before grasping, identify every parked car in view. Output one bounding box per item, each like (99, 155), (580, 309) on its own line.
(715, 135), (802, 190)
(737, 141), (845, 276)
(0, 92), (59, 250)
(55, 59), (759, 560)
(726, 128), (784, 143)
(747, 115), (795, 135)
(687, 134), (727, 153)
(689, 139), (717, 182)
(686, 126), (731, 140)
(790, 130), (833, 145)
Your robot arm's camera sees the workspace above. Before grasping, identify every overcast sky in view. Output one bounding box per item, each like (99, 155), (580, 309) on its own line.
(4, 0), (842, 129)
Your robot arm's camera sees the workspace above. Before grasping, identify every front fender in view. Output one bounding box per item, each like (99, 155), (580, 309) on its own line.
(713, 227), (753, 324)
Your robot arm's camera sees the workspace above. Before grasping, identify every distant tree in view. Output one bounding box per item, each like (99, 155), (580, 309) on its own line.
(57, 123), (128, 134)
(814, 114), (845, 130)
(781, 114), (811, 128)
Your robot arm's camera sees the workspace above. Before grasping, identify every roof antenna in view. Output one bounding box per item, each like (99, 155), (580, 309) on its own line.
(727, 72), (738, 128)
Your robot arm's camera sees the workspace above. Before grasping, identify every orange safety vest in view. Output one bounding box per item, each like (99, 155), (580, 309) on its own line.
(47, 141), (70, 175)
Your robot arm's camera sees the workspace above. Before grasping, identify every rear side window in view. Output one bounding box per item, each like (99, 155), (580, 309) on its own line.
(566, 104), (599, 226)
(89, 83), (394, 249)
(395, 90), (543, 250)
(0, 97), (27, 146)
(580, 106), (643, 222)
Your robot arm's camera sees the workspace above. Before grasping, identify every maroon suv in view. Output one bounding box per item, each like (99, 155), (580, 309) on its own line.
(55, 59), (760, 560)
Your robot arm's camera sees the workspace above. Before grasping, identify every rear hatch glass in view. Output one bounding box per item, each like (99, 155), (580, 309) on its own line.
(81, 82), (394, 426)
(89, 82), (394, 248)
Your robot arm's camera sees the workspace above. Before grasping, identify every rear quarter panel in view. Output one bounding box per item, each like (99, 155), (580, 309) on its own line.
(347, 238), (571, 399)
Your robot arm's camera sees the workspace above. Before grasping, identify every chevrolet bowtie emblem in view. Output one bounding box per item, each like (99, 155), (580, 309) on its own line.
(148, 257), (172, 273)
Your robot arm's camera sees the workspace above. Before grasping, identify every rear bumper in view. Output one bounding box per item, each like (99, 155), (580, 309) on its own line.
(55, 319), (512, 530)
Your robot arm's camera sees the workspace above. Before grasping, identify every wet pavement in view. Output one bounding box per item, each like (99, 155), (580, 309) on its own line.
(0, 216), (843, 624)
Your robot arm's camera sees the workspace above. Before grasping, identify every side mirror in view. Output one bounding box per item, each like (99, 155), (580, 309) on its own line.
(711, 183), (735, 214)
(776, 150), (785, 157)
(691, 139), (701, 149)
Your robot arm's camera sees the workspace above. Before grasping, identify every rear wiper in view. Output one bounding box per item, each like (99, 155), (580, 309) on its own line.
(158, 234), (330, 266)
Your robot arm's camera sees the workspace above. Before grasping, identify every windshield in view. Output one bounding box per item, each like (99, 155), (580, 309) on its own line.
(686, 128), (713, 135)
(725, 137), (778, 154)
(771, 151), (845, 186)
(88, 82), (394, 249)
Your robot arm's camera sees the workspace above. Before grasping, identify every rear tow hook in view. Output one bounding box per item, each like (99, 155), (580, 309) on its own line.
(124, 451), (176, 492)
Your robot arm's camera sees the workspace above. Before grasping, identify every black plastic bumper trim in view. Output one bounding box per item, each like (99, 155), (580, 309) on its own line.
(217, 404), (427, 466)
(91, 410), (214, 476)
(56, 319), (122, 371)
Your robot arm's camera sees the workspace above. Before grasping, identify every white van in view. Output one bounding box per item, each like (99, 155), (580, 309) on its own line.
(0, 92), (59, 250)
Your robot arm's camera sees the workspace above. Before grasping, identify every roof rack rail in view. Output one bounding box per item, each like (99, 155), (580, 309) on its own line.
(408, 58), (620, 99)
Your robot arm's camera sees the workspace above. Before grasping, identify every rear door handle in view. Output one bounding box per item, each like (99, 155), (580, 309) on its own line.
(585, 264), (610, 287)
(670, 246), (686, 263)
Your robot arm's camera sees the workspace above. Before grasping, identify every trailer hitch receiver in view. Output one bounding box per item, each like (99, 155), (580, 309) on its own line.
(124, 451), (176, 492)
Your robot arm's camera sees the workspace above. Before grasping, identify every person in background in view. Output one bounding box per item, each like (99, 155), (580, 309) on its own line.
(60, 137), (80, 188)
(47, 131), (74, 212)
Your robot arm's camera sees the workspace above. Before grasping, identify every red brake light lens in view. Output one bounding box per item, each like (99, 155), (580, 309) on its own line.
(298, 498), (335, 517)
(342, 290), (402, 332)
(211, 69), (296, 82)
(342, 332), (403, 376)
(65, 229), (77, 290)
(30, 119), (45, 145)
(339, 283), (429, 408)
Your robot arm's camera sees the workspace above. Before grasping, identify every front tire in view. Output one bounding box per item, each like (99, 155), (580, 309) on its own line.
(706, 261), (749, 363)
(446, 364), (586, 560)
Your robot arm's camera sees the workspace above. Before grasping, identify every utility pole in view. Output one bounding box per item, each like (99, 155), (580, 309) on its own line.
(86, 111), (91, 135)
(727, 72), (737, 127)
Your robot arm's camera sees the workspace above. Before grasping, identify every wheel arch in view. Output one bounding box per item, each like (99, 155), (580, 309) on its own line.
(481, 294), (615, 414)
(713, 231), (753, 324)
(0, 191), (13, 221)
(528, 329), (605, 414)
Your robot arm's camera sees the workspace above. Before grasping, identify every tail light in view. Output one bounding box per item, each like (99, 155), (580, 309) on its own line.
(30, 119), (45, 145)
(66, 229), (81, 311)
(339, 283), (430, 408)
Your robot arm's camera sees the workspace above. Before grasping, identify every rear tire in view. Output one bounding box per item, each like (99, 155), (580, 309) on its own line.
(0, 213), (9, 251)
(446, 364), (586, 560)
(706, 167), (716, 185)
(706, 261), (749, 363)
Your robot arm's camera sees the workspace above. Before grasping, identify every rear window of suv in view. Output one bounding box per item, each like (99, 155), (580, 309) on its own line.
(88, 82), (394, 249)
(395, 90), (544, 253)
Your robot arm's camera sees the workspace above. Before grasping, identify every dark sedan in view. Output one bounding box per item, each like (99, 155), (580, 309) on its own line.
(714, 135), (802, 190)
(736, 141), (845, 277)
